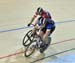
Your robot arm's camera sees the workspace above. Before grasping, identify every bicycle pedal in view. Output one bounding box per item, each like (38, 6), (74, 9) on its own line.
(40, 44), (48, 53)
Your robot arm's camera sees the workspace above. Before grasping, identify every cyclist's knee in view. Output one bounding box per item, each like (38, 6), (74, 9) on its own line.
(38, 31), (44, 38)
(43, 33), (50, 44)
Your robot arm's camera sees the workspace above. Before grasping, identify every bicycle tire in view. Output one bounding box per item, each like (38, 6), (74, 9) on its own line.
(23, 30), (34, 46)
(24, 42), (36, 57)
(24, 34), (44, 57)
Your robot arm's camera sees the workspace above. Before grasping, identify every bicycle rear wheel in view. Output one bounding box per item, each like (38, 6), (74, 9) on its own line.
(24, 42), (36, 57)
(23, 30), (34, 46)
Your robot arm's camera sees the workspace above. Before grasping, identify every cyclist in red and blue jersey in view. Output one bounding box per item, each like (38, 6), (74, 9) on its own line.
(28, 7), (56, 53)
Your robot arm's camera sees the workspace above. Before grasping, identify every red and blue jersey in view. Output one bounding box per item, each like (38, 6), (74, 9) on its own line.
(34, 10), (52, 19)
(34, 10), (55, 29)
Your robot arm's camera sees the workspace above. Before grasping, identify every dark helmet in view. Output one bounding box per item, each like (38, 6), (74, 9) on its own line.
(37, 7), (43, 14)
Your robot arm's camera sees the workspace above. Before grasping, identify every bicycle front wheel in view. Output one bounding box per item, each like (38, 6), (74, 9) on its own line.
(23, 30), (34, 46)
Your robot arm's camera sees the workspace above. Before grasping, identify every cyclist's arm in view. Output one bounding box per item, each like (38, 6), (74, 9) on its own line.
(29, 17), (35, 24)
(29, 13), (37, 24)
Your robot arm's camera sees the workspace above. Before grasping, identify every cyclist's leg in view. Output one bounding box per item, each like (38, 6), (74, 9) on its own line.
(40, 23), (55, 53)
(32, 25), (38, 35)
(43, 30), (50, 44)
(43, 26), (55, 44)
(38, 29), (44, 38)
(43, 19), (55, 43)
(40, 29), (50, 53)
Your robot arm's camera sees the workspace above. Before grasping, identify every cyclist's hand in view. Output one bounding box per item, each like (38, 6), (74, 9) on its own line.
(27, 23), (31, 26)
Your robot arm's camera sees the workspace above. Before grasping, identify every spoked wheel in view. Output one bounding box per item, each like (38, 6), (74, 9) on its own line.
(23, 30), (34, 46)
(24, 42), (36, 57)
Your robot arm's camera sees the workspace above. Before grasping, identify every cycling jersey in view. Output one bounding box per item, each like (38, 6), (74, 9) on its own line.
(34, 10), (52, 19)
(34, 10), (55, 31)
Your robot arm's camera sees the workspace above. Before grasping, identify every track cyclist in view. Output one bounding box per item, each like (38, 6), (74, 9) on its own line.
(27, 7), (56, 53)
